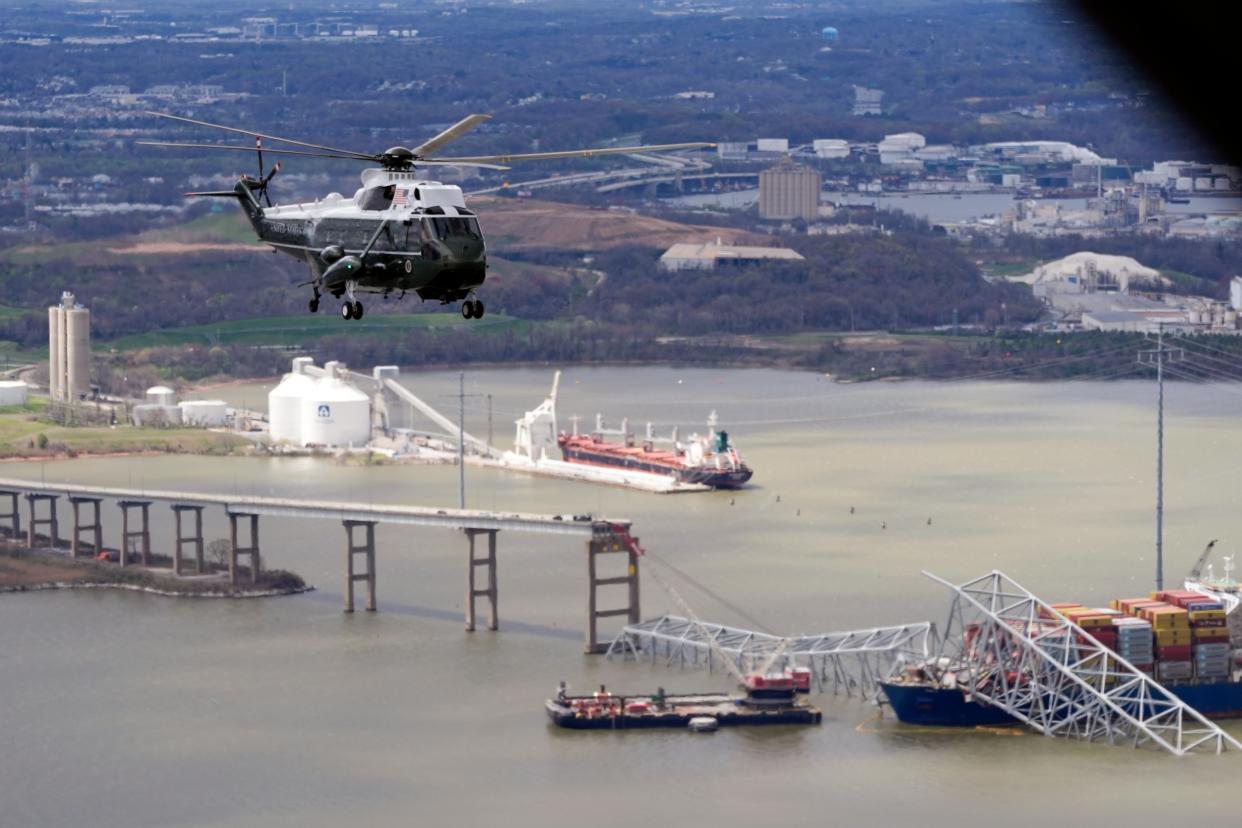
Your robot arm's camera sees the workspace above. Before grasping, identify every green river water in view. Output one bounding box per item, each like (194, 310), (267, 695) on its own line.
(3, 367), (1241, 826)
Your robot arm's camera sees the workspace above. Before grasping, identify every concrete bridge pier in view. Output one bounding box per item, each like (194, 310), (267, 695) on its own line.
(343, 520), (376, 612)
(0, 490), (21, 539)
(228, 512), (261, 585)
(25, 493), (59, 550)
(171, 504), (205, 576)
(464, 529), (498, 632)
(118, 500), (152, 567)
(69, 496), (102, 559)
(584, 531), (641, 654)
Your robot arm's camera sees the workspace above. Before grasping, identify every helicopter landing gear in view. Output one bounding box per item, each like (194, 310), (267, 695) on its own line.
(340, 300), (364, 321)
(461, 299), (485, 320)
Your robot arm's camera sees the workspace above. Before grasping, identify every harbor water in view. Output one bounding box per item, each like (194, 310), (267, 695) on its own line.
(4, 367), (1242, 826)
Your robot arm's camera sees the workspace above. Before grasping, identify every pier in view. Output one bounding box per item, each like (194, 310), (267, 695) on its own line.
(0, 477), (638, 651)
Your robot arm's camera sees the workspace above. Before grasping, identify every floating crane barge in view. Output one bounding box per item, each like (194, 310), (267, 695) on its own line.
(546, 673), (822, 730)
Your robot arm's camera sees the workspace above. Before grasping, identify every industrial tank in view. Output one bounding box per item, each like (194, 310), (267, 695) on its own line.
(300, 376), (370, 447)
(132, 404), (182, 427)
(268, 372), (314, 444)
(66, 306), (90, 401)
(0, 380), (28, 406)
(146, 385), (176, 406)
(47, 307), (61, 401)
(178, 400), (228, 427)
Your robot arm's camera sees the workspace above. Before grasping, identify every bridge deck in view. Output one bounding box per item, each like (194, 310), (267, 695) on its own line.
(0, 477), (622, 537)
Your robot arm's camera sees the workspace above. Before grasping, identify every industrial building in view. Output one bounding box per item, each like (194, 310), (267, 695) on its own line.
(132, 385), (230, 428)
(659, 238), (804, 271)
(47, 291), (90, 403)
(853, 85), (884, 116)
(759, 160), (821, 221)
(0, 380), (28, 407)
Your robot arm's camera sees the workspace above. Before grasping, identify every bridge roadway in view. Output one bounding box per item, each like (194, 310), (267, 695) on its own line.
(0, 476), (639, 651)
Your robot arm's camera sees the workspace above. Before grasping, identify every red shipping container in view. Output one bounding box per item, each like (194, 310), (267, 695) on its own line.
(1157, 645), (1193, 660)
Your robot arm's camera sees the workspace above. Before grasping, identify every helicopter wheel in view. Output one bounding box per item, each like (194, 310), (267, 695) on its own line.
(309, 298), (320, 313)
(352, 301), (364, 320)
(473, 300), (485, 319)
(341, 302), (354, 321)
(461, 300), (476, 320)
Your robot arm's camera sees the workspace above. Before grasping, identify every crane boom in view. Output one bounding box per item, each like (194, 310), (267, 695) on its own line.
(1189, 539), (1219, 580)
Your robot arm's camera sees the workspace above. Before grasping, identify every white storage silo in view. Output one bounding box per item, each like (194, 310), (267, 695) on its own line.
(178, 400), (228, 427)
(268, 371), (314, 444)
(66, 306), (90, 401)
(300, 376), (370, 447)
(0, 380), (28, 406)
(47, 307), (61, 401)
(146, 385), (176, 406)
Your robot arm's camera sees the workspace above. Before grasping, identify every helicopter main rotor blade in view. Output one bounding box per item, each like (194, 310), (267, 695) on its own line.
(145, 111), (376, 160)
(137, 141), (370, 161)
(417, 159), (510, 171)
(410, 114), (492, 158)
(427, 142), (713, 165)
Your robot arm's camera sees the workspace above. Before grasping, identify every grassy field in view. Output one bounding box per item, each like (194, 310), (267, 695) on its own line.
(0, 411), (250, 457)
(981, 259), (1040, 279)
(107, 312), (523, 350)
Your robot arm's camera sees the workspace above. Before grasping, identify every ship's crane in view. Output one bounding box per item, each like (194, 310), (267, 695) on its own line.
(1188, 538), (1220, 581)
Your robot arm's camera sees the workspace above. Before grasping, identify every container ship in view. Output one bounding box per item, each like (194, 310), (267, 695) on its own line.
(882, 588), (1242, 726)
(557, 411), (753, 490)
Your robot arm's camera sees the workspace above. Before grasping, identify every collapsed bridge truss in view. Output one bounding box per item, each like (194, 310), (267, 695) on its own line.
(921, 570), (1242, 756)
(606, 614), (936, 698)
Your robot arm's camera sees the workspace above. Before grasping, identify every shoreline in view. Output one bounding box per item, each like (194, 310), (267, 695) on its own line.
(0, 580), (315, 599)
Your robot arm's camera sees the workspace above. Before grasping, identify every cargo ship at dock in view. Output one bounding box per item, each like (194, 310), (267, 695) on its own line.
(557, 411), (753, 490)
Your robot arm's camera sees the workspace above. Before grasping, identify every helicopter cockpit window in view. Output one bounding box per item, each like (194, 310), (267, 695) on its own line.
(359, 184), (396, 211)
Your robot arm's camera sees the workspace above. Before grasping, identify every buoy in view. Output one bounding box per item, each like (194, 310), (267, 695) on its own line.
(688, 716), (719, 732)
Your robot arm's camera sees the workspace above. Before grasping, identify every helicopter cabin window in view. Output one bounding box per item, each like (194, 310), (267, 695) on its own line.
(359, 184), (396, 211)
(427, 217), (482, 240)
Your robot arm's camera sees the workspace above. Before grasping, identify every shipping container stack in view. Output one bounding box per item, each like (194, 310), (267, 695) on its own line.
(1143, 603), (1192, 683)
(1051, 596), (1235, 685)
(1154, 590), (1231, 680)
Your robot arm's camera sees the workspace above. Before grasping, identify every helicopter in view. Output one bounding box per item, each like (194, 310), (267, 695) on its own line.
(140, 112), (710, 321)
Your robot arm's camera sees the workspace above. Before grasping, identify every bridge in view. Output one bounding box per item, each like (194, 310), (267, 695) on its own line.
(0, 476), (639, 652)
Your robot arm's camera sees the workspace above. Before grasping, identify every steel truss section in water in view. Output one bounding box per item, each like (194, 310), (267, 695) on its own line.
(605, 614), (936, 698)
(922, 570), (1242, 756)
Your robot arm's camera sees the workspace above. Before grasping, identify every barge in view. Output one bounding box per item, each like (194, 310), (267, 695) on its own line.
(547, 675), (821, 730)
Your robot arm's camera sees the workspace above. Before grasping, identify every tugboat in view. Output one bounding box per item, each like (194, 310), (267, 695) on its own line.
(546, 669), (821, 730)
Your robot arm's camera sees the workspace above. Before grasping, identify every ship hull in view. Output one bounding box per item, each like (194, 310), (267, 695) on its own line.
(880, 680), (1242, 727)
(559, 445), (752, 489)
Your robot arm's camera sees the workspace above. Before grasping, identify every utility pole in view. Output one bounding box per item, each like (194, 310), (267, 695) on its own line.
(458, 372), (465, 510)
(1138, 323), (1183, 591)
(446, 373), (485, 510)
